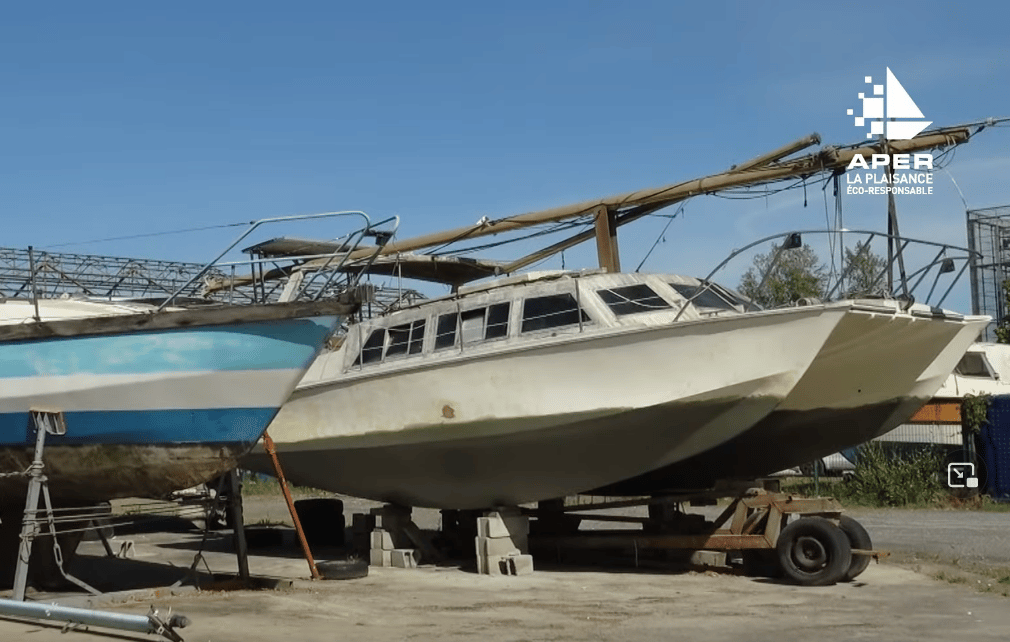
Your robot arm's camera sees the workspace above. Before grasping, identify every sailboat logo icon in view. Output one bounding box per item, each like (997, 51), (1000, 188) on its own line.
(847, 68), (932, 140)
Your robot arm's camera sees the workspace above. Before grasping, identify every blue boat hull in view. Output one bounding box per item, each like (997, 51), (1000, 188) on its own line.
(0, 314), (338, 502)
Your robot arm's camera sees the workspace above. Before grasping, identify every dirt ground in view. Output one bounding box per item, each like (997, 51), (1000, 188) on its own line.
(0, 495), (1007, 642)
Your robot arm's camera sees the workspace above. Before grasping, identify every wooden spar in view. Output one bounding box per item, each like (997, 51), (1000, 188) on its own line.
(729, 133), (822, 173)
(594, 206), (621, 272)
(204, 126), (972, 292)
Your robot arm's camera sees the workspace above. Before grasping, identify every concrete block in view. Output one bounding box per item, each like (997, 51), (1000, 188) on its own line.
(508, 554), (534, 576)
(480, 536), (521, 559)
(370, 529), (394, 550)
(689, 550), (727, 567)
(369, 549), (392, 567)
(482, 514), (511, 538)
(391, 548), (420, 569)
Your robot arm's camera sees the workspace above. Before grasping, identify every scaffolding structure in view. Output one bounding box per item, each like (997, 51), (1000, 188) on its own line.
(967, 205), (1010, 341)
(0, 245), (420, 316)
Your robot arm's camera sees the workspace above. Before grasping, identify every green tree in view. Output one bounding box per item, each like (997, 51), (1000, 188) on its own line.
(739, 243), (826, 308)
(840, 240), (887, 298)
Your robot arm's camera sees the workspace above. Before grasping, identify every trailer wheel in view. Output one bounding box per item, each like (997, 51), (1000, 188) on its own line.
(775, 517), (851, 586)
(838, 515), (872, 581)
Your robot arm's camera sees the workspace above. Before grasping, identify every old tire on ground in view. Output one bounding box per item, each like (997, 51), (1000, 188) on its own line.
(775, 517), (851, 586)
(317, 559), (369, 581)
(838, 515), (872, 581)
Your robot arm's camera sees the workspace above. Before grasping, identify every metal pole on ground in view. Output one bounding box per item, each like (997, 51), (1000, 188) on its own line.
(0, 600), (189, 642)
(261, 432), (321, 580)
(227, 469), (250, 582)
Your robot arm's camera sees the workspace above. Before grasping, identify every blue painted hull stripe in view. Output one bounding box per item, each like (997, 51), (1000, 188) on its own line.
(0, 408), (278, 446)
(0, 316), (337, 378)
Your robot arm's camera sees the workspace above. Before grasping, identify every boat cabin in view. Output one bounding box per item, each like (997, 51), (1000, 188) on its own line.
(314, 272), (758, 380)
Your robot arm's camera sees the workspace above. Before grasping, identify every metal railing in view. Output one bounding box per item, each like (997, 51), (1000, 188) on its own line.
(157, 211), (399, 310)
(673, 229), (980, 321)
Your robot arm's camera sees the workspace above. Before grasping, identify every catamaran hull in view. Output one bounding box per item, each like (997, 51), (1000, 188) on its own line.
(0, 313), (340, 504)
(246, 306), (847, 509)
(596, 307), (988, 493)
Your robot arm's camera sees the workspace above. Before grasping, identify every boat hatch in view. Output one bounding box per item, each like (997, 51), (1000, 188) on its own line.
(668, 283), (739, 312)
(520, 293), (591, 333)
(596, 284), (672, 316)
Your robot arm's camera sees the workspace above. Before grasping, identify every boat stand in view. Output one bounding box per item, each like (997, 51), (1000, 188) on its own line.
(12, 409), (99, 600)
(527, 483), (888, 586)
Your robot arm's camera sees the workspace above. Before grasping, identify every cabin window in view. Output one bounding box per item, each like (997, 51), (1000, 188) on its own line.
(385, 319), (426, 358)
(485, 303), (510, 339)
(356, 328), (387, 365)
(955, 352), (995, 379)
(668, 283), (736, 311)
(434, 313), (457, 350)
(597, 284), (671, 316)
(460, 309), (486, 345)
(521, 293), (589, 333)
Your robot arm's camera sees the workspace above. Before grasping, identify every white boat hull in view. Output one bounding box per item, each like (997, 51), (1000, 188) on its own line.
(246, 306), (846, 509)
(597, 305), (989, 493)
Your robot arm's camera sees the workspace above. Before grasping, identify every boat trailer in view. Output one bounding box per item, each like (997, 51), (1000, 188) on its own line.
(529, 484), (887, 586)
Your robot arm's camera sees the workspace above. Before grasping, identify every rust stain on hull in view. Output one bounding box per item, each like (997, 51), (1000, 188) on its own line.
(0, 442), (254, 503)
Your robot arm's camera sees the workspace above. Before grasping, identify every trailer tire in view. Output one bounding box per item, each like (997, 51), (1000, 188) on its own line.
(775, 517), (851, 586)
(317, 559), (369, 581)
(838, 515), (872, 581)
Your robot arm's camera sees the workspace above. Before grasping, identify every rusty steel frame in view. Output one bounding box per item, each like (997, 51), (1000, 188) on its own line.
(531, 491), (887, 560)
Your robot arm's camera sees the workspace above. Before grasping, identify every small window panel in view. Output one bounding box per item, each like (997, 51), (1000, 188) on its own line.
(669, 283), (736, 311)
(460, 309), (486, 345)
(955, 352), (996, 379)
(408, 319), (426, 354)
(485, 303), (510, 339)
(355, 328), (386, 366)
(385, 323), (413, 358)
(521, 294), (589, 333)
(385, 319), (427, 358)
(597, 284), (671, 316)
(434, 313), (457, 350)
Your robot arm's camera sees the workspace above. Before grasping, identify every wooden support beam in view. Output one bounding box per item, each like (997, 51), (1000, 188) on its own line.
(594, 206), (621, 272)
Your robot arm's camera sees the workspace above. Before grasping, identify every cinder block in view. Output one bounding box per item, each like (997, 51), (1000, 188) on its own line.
(476, 517), (490, 539)
(369, 549), (392, 567)
(370, 529), (394, 550)
(476, 550), (487, 574)
(689, 550), (726, 567)
(508, 554), (534, 576)
(391, 548), (420, 569)
(480, 536), (521, 559)
(482, 514), (511, 538)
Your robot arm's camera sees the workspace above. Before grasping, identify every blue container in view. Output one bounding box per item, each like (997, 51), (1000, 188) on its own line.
(980, 395), (1010, 501)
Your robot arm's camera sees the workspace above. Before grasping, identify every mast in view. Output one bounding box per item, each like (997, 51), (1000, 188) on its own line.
(204, 125), (974, 294)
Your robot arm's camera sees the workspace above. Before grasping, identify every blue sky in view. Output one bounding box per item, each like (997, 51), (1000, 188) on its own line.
(1, 2), (1008, 311)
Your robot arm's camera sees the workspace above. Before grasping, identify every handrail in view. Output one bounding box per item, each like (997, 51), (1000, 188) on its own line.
(672, 229), (980, 321)
(157, 211), (398, 310)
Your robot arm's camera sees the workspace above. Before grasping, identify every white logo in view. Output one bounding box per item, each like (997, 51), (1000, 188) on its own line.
(847, 68), (932, 140)
(947, 462), (979, 489)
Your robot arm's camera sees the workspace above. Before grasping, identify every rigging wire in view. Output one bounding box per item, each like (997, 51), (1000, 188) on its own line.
(635, 202), (686, 272)
(430, 217), (591, 256)
(43, 221), (250, 249)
